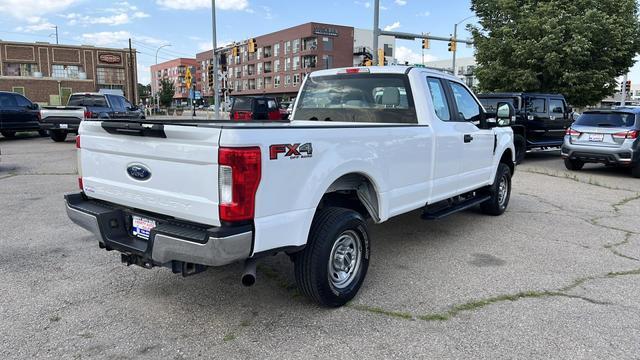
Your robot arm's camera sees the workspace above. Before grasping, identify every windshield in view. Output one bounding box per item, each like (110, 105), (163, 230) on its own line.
(68, 95), (107, 107)
(232, 97), (251, 111)
(575, 112), (637, 128)
(295, 74), (417, 124)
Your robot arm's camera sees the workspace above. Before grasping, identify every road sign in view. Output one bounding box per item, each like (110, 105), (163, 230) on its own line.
(185, 67), (193, 89)
(195, 91), (202, 100)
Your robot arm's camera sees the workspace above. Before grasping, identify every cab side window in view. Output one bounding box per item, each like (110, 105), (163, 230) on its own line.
(549, 99), (565, 115)
(427, 77), (451, 121)
(449, 81), (481, 122)
(0, 93), (18, 107)
(109, 96), (125, 112)
(525, 97), (546, 114)
(15, 94), (32, 108)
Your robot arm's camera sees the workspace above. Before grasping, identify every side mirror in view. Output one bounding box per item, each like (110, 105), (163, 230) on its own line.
(496, 102), (515, 127)
(31, 103), (40, 110)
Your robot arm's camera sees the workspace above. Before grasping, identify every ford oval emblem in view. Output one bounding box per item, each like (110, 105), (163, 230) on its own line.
(127, 164), (151, 181)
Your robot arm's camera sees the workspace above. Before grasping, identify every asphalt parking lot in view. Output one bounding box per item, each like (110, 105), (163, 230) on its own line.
(1, 133), (639, 359)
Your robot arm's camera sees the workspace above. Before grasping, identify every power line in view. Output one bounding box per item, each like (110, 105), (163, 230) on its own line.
(130, 39), (194, 58)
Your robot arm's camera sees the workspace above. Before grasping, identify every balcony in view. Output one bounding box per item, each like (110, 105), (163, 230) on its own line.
(302, 37), (318, 51)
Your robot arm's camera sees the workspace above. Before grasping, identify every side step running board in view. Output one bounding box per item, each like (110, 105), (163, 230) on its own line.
(421, 195), (491, 220)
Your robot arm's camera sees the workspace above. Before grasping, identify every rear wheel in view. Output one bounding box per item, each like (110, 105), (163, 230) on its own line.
(50, 130), (68, 142)
(294, 207), (370, 307)
(1, 131), (16, 138)
(481, 163), (512, 216)
(514, 134), (527, 164)
(564, 158), (584, 171)
(632, 163), (640, 178)
(38, 129), (48, 137)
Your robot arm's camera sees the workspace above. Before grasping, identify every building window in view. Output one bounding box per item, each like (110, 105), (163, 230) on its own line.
(274, 59), (280, 72)
(3, 63), (40, 77)
(274, 43), (280, 57)
(257, 62), (263, 75)
(12, 86), (25, 95)
(274, 75), (281, 88)
(303, 55), (317, 69)
(264, 62), (272, 73)
(249, 79), (256, 90)
(243, 80), (248, 91)
(257, 48), (262, 60)
(263, 46), (272, 58)
(264, 77), (272, 89)
(96, 67), (125, 84)
(248, 64), (255, 75)
(293, 74), (301, 86)
(303, 37), (317, 51)
(285, 58), (291, 71)
(243, 65), (248, 76)
(285, 75), (291, 86)
(321, 55), (334, 69)
(285, 41), (291, 55)
(293, 56), (300, 71)
(322, 37), (333, 51)
(293, 39), (300, 53)
(257, 77), (263, 89)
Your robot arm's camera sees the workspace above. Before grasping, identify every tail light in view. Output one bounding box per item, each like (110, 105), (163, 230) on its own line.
(76, 135), (83, 190)
(218, 147), (261, 222)
(565, 128), (581, 136)
(613, 130), (638, 140)
(232, 112), (253, 121)
(84, 110), (93, 119)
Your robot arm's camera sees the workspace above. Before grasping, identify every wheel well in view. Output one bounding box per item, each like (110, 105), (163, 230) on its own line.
(318, 173), (380, 222)
(500, 149), (515, 175)
(512, 126), (526, 137)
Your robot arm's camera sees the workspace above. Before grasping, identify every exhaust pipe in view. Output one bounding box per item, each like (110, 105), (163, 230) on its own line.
(241, 258), (257, 287)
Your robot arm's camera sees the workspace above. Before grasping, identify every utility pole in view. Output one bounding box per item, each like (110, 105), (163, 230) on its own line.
(211, 0), (220, 119)
(373, 0), (380, 66)
(621, 73), (628, 107)
(50, 26), (59, 44)
(128, 38), (136, 104)
(452, 24), (458, 76)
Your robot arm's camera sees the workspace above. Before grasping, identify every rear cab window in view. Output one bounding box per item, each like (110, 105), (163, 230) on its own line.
(575, 112), (637, 129)
(296, 73), (417, 124)
(68, 95), (108, 107)
(232, 97), (252, 111)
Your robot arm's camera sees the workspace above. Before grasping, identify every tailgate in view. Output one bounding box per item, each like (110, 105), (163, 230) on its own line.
(41, 107), (85, 123)
(79, 121), (222, 226)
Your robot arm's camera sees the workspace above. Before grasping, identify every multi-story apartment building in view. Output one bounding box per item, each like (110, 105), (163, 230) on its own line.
(196, 22), (355, 101)
(150, 58), (197, 105)
(0, 40), (138, 105)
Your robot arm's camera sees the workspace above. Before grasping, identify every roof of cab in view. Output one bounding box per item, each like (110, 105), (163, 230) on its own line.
(309, 66), (460, 82)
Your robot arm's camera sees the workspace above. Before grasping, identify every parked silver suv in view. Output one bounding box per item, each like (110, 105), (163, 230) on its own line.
(561, 108), (640, 177)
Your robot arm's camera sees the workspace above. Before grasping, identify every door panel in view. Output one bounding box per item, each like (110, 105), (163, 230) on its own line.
(547, 98), (568, 143)
(524, 96), (548, 144)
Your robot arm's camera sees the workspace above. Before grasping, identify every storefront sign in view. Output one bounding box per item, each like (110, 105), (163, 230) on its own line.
(313, 27), (339, 37)
(99, 53), (122, 64)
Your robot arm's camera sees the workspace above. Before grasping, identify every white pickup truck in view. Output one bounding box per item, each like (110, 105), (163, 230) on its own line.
(65, 66), (516, 307)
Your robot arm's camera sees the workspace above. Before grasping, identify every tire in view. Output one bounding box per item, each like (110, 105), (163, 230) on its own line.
(50, 130), (68, 142)
(38, 129), (48, 137)
(1, 131), (16, 138)
(481, 163), (512, 216)
(632, 163), (640, 178)
(294, 207), (370, 307)
(514, 134), (527, 164)
(564, 158), (584, 171)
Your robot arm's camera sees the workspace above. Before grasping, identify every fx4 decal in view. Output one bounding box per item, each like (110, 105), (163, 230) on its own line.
(270, 143), (313, 160)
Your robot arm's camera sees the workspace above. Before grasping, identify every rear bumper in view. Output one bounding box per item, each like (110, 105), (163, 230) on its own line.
(561, 139), (639, 166)
(64, 193), (253, 267)
(40, 121), (81, 132)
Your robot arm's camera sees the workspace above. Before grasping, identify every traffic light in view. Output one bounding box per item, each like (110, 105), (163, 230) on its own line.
(626, 80), (632, 92)
(248, 38), (257, 53)
(422, 38), (430, 49)
(207, 64), (214, 88)
(448, 37), (457, 52)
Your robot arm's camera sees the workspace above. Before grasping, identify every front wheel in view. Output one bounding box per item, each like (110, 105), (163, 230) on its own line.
(481, 163), (512, 216)
(294, 207), (370, 307)
(514, 134), (527, 164)
(50, 130), (68, 142)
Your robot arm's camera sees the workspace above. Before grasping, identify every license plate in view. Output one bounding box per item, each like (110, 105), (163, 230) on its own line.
(588, 133), (604, 142)
(132, 215), (156, 240)
(59, 124), (68, 129)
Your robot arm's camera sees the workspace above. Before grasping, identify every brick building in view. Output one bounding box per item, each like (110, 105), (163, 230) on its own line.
(150, 58), (197, 106)
(0, 40), (137, 105)
(195, 22), (355, 101)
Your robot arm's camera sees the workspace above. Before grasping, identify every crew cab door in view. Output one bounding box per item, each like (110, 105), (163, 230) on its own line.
(445, 80), (495, 191)
(524, 96), (549, 144)
(548, 98), (570, 142)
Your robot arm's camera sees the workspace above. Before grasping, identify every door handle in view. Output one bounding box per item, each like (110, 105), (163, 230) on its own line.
(464, 134), (474, 143)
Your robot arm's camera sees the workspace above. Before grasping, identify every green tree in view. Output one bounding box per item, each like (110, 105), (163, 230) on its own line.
(137, 83), (151, 97)
(470, 0), (640, 106)
(158, 78), (175, 107)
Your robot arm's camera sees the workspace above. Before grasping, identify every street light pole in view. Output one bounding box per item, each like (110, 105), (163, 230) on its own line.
(373, 0), (380, 66)
(155, 44), (171, 114)
(211, 0), (220, 119)
(452, 15), (475, 77)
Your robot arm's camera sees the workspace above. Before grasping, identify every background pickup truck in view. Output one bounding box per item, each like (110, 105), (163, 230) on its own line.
(40, 93), (144, 142)
(65, 66), (516, 307)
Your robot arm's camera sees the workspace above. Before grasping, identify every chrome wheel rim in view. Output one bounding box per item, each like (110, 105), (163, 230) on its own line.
(328, 230), (362, 289)
(498, 175), (509, 208)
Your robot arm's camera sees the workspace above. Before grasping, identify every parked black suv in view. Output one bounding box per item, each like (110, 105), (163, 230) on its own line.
(478, 93), (574, 163)
(0, 91), (45, 138)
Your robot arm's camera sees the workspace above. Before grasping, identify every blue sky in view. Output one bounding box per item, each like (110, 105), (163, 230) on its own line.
(0, 0), (637, 86)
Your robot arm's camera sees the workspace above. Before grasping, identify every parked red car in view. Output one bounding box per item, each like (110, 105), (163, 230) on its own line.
(230, 97), (281, 121)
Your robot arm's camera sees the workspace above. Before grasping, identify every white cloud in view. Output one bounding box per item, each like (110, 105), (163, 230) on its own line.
(417, 11), (430, 17)
(63, 11), (149, 26)
(78, 31), (163, 48)
(384, 21), (401, 31)
(395, 45), (436, 65)
(156, 0), (249, 11)
(395, 0), (407, 5)
(0, 0), (80, 20)
(354, 1), (370, 8)
(16, 19), (55, 33)
(137, 63), (151, 85)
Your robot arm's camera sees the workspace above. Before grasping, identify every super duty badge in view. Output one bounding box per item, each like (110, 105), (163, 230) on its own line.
(270, 143), (313, 160)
